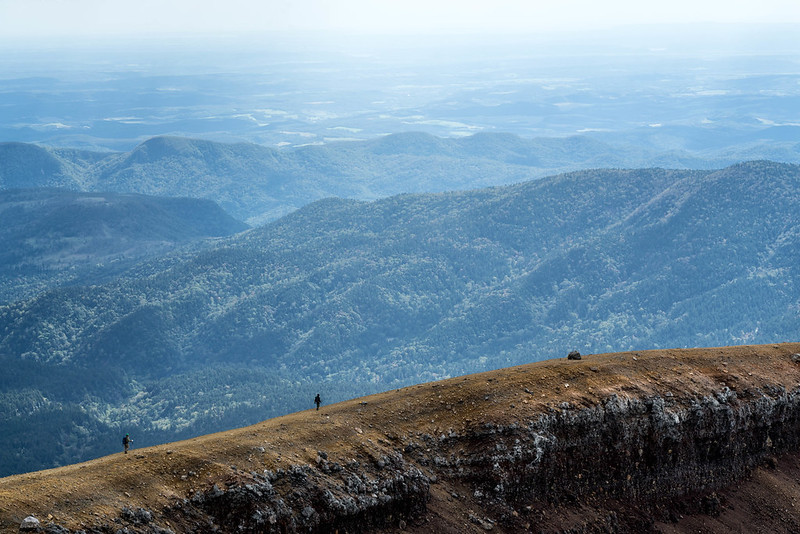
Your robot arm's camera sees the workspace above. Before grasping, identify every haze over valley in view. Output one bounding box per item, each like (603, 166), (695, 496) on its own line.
(3, 26), (800, 159)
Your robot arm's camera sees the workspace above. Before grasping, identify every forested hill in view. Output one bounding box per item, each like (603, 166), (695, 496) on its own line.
(0, 189), (248, 303)
(1, 160), (799, 476)
(0, 133), (738, 225)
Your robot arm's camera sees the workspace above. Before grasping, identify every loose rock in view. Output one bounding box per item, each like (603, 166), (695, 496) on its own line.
(20, 516), (40, 532)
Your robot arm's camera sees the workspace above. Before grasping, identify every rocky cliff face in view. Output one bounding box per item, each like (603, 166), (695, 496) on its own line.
(4, 344), (800, 533)
(432, 385), (800, 530)
(164, 455), (430, 533)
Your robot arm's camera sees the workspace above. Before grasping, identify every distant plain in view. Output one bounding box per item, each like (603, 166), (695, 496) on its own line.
(1, 27), (798, 158)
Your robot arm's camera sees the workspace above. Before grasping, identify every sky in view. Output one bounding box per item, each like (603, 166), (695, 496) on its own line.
(1, 0), (800, 38)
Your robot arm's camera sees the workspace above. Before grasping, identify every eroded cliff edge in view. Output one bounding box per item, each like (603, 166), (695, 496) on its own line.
(3, 343), (800, 533)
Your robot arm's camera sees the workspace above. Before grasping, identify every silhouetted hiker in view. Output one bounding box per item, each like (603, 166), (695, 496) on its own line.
(314, 393), (321, 411)
(122, 433), (132, 454)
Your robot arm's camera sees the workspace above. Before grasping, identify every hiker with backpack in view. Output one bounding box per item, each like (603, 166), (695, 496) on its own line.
(123, 433), (133, 454)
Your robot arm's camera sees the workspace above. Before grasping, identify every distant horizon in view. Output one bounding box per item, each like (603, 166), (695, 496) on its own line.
(3, 22), (800, 62)
(3, 20), (800, 41)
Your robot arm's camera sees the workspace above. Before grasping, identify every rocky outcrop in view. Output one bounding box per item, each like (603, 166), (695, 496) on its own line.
(400, 383), (800, 531)
(50, 455), (430, 534)
(440, 386), (800, 503)
(166, 456), (430, 533)
(446, 388), (800, 502)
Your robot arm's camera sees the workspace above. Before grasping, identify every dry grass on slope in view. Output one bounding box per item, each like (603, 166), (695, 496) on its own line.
(2, 342), (800, 533)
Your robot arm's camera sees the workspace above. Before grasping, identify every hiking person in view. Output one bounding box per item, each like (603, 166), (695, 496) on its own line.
(314, 393), (321, 411)
(123, 433), (132, 454)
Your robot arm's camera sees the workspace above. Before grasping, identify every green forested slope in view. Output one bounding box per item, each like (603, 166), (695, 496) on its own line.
(0, 189), (248, 303)
(1, 161), (798, 475)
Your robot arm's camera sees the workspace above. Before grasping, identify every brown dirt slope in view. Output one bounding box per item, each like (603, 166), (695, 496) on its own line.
(2, 342), (800, 533)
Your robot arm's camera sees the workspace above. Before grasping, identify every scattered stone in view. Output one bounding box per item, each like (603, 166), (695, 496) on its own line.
(792, 353), (800, 364)
(469, 513), (495, 531)
(121, 507), (153, 525)
(567, 350), (581, 360)
(19, 516), (40, 532)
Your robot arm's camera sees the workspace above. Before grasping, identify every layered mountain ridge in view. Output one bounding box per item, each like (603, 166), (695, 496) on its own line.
(2, 133), (791, 225)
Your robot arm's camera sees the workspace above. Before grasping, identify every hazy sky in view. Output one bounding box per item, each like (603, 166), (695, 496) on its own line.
(1, 0), (800, 38)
